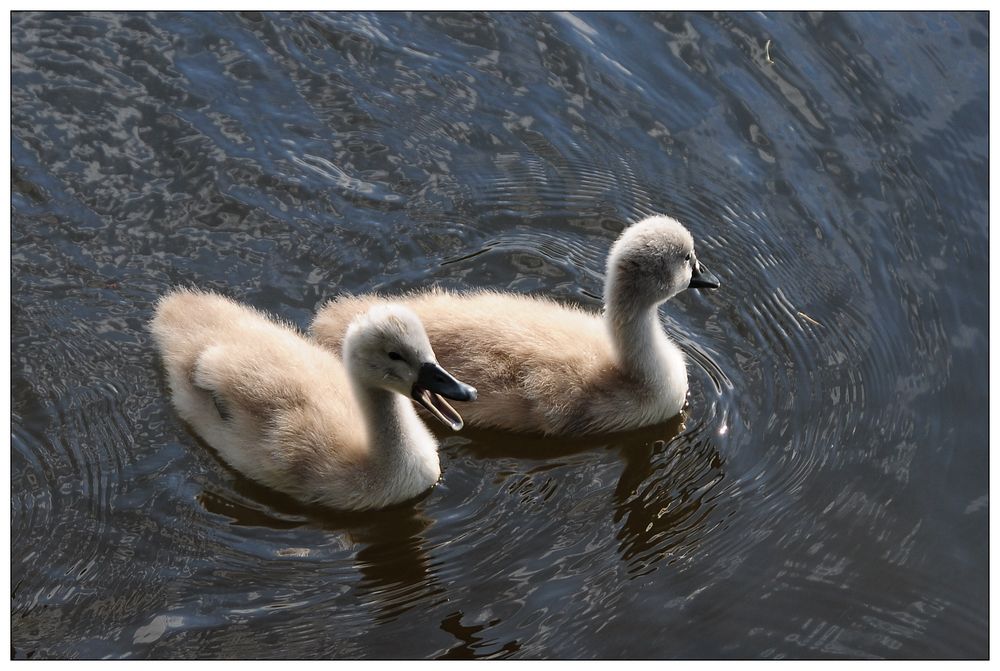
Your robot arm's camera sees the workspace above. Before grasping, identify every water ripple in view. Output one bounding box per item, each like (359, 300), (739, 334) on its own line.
(10, 10), (986, 660)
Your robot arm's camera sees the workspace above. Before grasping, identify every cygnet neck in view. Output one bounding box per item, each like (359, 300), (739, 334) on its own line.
(603, 279), (685, 388)
(349, 380), (430, 466)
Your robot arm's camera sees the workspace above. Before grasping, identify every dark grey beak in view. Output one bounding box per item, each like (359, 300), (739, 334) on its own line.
(689, 260), (721, 290)
(411, 362), (477, 431)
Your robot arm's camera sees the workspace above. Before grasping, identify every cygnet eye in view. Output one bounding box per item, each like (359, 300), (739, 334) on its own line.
(685, 252), (692, 262)
(387, 351), (404, 362)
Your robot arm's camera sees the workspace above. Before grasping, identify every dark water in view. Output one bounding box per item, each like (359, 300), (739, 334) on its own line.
(11, 11), (988, 659)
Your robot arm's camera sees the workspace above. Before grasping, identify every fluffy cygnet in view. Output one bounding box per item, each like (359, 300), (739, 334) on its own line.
(149, 288), (476, 510)
(311, 215), (719, 436)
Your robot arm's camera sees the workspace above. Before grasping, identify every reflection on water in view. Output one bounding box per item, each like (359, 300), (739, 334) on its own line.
(199, 414), (709, 627)
(614, 431), (726, 579)
(11, 10), (987, 660)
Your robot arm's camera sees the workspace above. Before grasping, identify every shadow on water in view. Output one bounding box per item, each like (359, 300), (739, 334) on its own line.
(191, 407), (723, 631)
(436, 610), (522, 659)
(193, 437), (444, 627)
(451, 411), (686, 460)
(612, 425), (726, 579)
(434, 410), (729, 581)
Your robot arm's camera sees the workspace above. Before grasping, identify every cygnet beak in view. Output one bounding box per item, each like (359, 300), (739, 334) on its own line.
(411, 362), (478, 431)
(689, 260), (721, 290)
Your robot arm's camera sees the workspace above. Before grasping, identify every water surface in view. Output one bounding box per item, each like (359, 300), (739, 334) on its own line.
(11, 11), (988, 659)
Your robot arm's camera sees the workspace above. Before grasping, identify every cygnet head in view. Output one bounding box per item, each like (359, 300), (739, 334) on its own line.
(605, 215), (720, 309)
(343, 304), (477, 430)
